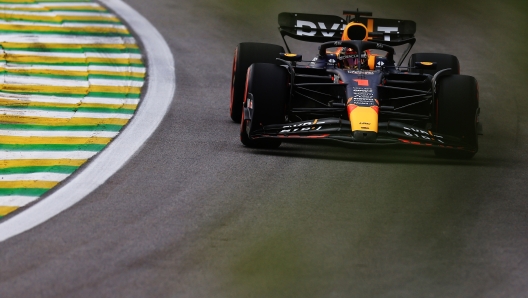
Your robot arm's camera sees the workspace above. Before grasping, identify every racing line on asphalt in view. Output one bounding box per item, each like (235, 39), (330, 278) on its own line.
(0, 0), (175, 242)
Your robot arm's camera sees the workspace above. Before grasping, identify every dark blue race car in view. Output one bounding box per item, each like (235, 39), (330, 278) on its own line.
(230, 10), (481, 159)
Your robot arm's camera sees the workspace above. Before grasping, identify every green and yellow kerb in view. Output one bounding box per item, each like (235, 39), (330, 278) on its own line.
(0, 0), (145, 218)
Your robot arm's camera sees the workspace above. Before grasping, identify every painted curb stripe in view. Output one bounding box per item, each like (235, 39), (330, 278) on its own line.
(0, 130), (119, 137)
(0, 172), (65, 180)
(0, 196), (40, 207)
(0, 207), (17, 216)
(0, 167), (78, 175)
(0, 151), (96, 159)
(0, 189), (49, 196)
(0, 79), (144, 90)
(0, 173), (70, 181)
(2, 51), (140, 57)
(0, 76), (144, 87)
(0, 55), (143, 64)
(0, 42), (140, 49)
(0, 180), (58, 188)
(0, 95), (140, 104)
(0, 109), (135, 118)
(0, 36), (137, 44)
(0, 92), (138, 100)
(0, 115), (129, 125)
(0, 7), (107, 13)
(0, 0), (145, 218)
(0, 10), (116, 16)
(1, 66), (145, 72)
(0, 99), (138, 112)
(0, 136), (112, 145)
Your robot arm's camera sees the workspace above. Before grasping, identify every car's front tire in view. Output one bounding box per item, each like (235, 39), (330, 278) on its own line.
(230, 42), (285, 123)
(434, 75), (479, 159)
(240, 63), (288, 148)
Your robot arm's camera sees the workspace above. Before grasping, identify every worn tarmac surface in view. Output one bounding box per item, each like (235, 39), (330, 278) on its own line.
(1, 0), (527, 297)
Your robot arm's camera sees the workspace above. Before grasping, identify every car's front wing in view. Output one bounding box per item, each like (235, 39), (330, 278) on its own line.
(250, 118), (477, 153)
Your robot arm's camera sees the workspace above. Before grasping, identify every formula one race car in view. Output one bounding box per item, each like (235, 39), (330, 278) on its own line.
(229, 10), (481, 158)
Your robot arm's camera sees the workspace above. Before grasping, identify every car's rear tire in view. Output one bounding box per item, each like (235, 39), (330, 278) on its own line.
(434, 75), (479, 159)
(230, 42), (285, 123)
(409, 53), (460, 76)
(240, 63), (288, 148)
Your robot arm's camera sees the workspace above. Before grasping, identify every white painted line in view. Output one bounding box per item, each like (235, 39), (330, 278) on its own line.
(2, 65), (90, 71)
(0, 130), (119, 138)
(0, 151), (97, 160)
(1, 65), (146, 73)
(0, 93), (140, 105)
(85, 52), (141, 59)
(0, 173), (70, 182)
(0, 196), (40, 207)
(3, 76), (90, 86)
(88, 66), (145, 73)
(0, 10), (116, 17)
(0, 109), (134, 119)
(0, 20), (127, 29)
(0, 0), (175, 241)
(0, 35), (136, 44)
(0, 3), (103, 8)
(1, 75), (143, 87)
(88, 79), (144, 87)
(82, 97), (139, 104)
(29, 3), (102, 7)
(4, 51), (142, 59)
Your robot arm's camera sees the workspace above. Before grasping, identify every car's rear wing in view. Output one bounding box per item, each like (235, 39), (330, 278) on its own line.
(278, 11), (417, 66)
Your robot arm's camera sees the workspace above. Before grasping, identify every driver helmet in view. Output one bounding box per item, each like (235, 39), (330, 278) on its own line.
(338, 22), (370, 69)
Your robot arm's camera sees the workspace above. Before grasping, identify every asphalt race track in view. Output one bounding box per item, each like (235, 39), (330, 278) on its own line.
(1, 0), (528, 297)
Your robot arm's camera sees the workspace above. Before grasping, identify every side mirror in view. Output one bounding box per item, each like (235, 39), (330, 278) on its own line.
(280, 53), (303, 62)
(414, 61), (437, 70)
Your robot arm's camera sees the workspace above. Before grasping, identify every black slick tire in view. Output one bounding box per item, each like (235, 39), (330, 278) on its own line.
(230, 42), (285, 123)
(434, 75), (479, 159)
(409, 53), (460, 76)
(240, 63), (287, 148)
